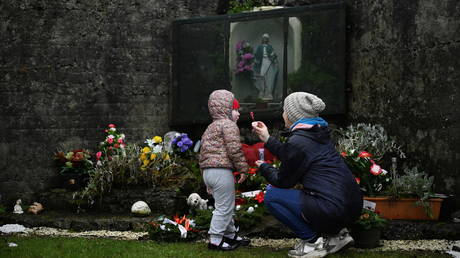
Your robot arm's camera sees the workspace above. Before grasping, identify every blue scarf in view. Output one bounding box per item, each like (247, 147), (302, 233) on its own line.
(290, 117), (328, 131)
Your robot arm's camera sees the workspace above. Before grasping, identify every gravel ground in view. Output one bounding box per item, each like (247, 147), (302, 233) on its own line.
(2, 226), (459, 254)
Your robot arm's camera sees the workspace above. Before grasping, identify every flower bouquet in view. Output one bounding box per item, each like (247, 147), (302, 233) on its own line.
(54, 149), (94, 189)
(235, 40), (255, 75)
(98, 124), (126, 162)
(234, 190), (267, 231)
(140, 136), (171, 171)
(54, 149), (94, 175)
(147, 215), (201, 242)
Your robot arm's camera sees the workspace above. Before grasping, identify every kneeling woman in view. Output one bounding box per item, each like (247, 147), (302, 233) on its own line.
(252, 92), (362, 258)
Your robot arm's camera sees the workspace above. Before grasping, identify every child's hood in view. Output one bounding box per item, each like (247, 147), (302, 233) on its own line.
(208, 90), (234, 120)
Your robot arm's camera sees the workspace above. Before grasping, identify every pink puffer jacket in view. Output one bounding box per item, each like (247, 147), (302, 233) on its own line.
(199, 90), (249, 174)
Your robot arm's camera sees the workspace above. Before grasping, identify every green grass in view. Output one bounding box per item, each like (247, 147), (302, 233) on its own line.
(0, 236), (451, 258)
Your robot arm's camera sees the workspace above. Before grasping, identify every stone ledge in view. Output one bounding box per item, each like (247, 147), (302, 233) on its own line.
(1, 211), (459, 240)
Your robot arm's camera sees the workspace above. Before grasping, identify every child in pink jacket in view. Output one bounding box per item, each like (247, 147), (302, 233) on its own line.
(199, 89), (250, 251)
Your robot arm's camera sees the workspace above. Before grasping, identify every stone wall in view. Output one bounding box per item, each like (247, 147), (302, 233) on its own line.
(0, 0), (219, 204)
(347, 0), (460, 206)
(1, 0), (459, 210)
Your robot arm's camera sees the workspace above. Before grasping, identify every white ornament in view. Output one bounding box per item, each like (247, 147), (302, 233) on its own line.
(236, 205), (241, 211)
(13, 199), (23, 214)
(247, 207), (255, 213)
(131, 201), (151, 216)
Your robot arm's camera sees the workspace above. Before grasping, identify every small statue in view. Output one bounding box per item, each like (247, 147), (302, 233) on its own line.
(27, 202), (44, 215)
(13, 199), (23, 214)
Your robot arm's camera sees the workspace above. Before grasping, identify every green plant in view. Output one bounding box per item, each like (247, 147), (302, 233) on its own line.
(353, 208), (387, 230)
(388, 166), (435, 217)
(335, 123), (406, 162)
(228, 0), (262, 14)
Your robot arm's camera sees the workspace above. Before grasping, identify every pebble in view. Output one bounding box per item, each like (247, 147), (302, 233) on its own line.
(2, 227), (459, 253)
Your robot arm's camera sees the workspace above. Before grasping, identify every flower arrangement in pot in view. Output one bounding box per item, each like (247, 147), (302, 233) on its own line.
(335, 123), (443, 220)
(335, 123), (405, 197)
(350, 208), (387, 248)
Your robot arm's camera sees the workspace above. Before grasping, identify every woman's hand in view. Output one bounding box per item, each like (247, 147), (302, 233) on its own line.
(255, 160), (265, 167)
(252, 121), (270, 143)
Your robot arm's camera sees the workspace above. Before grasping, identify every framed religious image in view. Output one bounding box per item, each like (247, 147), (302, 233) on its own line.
(229, 18), (284, 111)
(171, 3), (345, 125)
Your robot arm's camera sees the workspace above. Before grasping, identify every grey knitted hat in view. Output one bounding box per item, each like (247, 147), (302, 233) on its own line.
(283, 92), (326, 122)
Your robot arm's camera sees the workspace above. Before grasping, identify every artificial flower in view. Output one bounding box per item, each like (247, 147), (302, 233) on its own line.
(254, 191), (265, 203)
(108, 124), (116, 128)
(358, 151), (372, 158)
(142, 147), (151, 153)
(153, 136), (162, 143)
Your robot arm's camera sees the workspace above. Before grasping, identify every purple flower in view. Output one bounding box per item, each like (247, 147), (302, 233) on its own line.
(176, 141), (183, 147)
(244, 65), (253, 71)
(180, 145), (189, 152)
(238, 61), (245, 68)
(236, 41), (243, 51)
(242, 53), (254, 60)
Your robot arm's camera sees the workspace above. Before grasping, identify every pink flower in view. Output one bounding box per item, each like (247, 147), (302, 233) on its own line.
(238, 61), (245, 68)
(242, 53), (254, 60)
(96, 151), (102, 160)
(114, 143), (120, 148)
(107, 138), (114, 144)
(108, 124), (116, 128)
(117, 138), (124, 143)
(341, 152), (347, 157)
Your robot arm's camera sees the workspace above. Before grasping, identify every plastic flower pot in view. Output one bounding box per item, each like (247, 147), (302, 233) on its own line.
(364, 197), (443, 220)
(350, 227), (381, 249)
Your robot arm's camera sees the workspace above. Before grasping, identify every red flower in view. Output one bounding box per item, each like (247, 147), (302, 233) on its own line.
(108, 124), (116, 128)
(248, 168), (258, 175)
(114, 143), (120, 148)
(235, 197), (246, 206)
(355, 177), (361, 184)
(370, 162), (382, 175)
(358, 151), (372, 158)
(341, 152), (347, 157)
(254, 191), (265, 203)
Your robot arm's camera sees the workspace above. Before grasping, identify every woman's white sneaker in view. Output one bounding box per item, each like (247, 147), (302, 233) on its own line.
(288, 237), (327, 258)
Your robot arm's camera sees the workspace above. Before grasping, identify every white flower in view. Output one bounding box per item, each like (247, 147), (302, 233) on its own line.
(247, 207), (255, 213)
(110, 127), (116, 132)
(160, 225), (166, 231)
(153, 145), (163, 153)
(120, 134), (125, 139)
(381, 169), (388, 175)
(108, 135), (115, 139)
(236, 205), (241, 211)
(254, 204), (258, 208)
(145, 139), (154, 148)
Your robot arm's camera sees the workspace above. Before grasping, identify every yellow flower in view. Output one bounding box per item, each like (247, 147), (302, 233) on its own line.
(150, 153), (157, 160)
(142, 147), (151, 153)
(163, 153), (170, 160)
(153, 136), (162, 144)
(140, 153), (147, 161)
(143, 159), (150, 166)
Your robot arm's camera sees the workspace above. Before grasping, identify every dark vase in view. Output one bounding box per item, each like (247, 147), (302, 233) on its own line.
(59, 173), (89, 190)
(350, 227), (381, 249)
